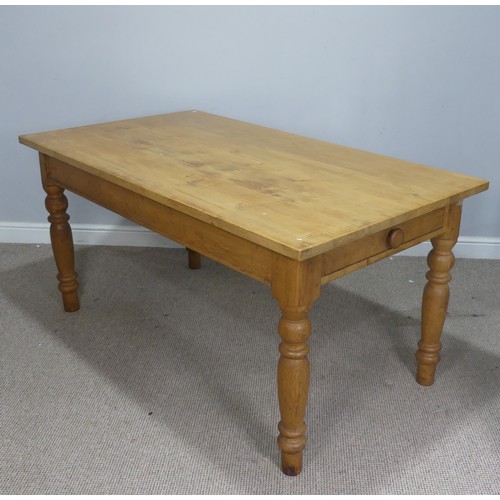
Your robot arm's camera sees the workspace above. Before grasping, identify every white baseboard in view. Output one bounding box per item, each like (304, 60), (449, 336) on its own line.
(399, 236), (500, 260)
(0, 222), (181, 248)
(0, 222), (499, 259)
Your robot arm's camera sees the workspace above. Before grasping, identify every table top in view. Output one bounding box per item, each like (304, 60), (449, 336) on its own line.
(19, 111), (488, 260)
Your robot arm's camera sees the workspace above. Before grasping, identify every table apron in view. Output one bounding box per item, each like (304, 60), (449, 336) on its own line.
(43, 156), (273, 285)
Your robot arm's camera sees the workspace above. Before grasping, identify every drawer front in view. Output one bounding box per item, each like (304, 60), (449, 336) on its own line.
(321, 207), (446, 283)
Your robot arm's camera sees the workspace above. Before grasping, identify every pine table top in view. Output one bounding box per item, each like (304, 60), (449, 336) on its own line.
(20, 111), (489, 259)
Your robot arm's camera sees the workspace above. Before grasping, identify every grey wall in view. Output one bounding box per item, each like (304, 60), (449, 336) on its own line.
(1, 6), (499, 237)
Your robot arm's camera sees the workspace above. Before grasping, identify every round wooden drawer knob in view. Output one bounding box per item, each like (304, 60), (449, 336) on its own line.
(387, 228), (404, 249)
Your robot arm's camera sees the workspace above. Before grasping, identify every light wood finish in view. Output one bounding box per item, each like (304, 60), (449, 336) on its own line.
(186, 248), (202, 269)
(43, 156), (273, 285)
(321, 207), (446, 283)
(19, 111), (488, 261)
(416, 203), (462, 385)
(19, 111), (489, 476)
(272, 255), (321, 476)
(40, 156), (79, 312)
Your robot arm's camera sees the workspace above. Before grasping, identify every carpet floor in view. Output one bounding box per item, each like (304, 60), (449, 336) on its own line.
(0, 243), (499, 494)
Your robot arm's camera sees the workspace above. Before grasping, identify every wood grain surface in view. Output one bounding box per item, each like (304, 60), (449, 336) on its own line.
(20, 111), (488, 260)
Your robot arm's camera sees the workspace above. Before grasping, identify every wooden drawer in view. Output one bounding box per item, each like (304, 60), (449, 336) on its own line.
(321, 207), (446, 283)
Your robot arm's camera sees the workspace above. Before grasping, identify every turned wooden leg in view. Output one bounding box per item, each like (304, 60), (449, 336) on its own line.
(416, 204), (461, 385)
(43, 182), (80, 312)
(272, 255), (321, 476)
(277, 308), (311, 476)
(186, 248), (201, 269)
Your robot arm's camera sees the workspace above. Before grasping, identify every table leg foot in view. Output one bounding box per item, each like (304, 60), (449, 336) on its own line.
(43, 183), (80, 312)
(281, 450), (303, 476)
(416, 341), (440, 386)
(416, 204), (461, 386)
(186, 248), (201, 269)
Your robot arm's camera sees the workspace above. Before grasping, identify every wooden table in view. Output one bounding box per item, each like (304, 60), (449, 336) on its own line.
(19, 111), (488, 476)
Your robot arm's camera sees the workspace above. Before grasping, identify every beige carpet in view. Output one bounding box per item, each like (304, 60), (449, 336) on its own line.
(1, 243), (499, 494)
